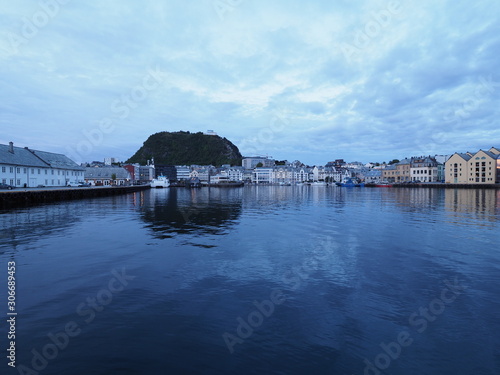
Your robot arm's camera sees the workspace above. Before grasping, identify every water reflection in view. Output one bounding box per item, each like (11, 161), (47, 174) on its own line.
(139, 188), (243, 238)
(0, 204), (84, 253)
(444, 188), (499, 225)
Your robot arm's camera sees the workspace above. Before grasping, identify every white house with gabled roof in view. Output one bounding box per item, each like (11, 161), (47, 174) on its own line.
(0, 142), (85, 187)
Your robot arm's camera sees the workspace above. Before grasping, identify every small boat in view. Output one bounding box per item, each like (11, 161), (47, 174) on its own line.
(375, 181), (393, 187)
(150, 176), (170, 188)
(339, 178), (365, 187)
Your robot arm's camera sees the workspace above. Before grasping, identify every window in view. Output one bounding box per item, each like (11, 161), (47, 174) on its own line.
(10, 167), (13, 173)
(16, 179), (20, 186)
(1, 167), (5, 173)
(31, 168), (34, 174)
(24, 168), (27, 173)
(2, 179), (5, 184)
(38, 169), (41, 174)
(10, 179), (14, 185)
(16, 168), (20, 173)
(45, 170), (48, 174)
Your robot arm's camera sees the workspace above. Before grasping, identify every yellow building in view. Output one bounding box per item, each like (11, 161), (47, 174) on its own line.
(445, 147), (500, 184)
(445, 153), (472, 184)
(466, 149), (500, 184)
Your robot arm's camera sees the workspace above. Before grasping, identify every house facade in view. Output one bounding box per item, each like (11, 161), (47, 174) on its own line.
(84, 167), (131, 186)
(410, 156), (439, 182)
(0, 142), (85, 187)
(445, 147), (500, 184)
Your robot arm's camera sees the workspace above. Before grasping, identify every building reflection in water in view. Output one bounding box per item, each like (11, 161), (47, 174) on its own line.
(138, 188), (243, 239)
(444, 188), (499, 225)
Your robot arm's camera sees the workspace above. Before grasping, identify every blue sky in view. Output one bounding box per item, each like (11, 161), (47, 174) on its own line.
(1, 0), (499, 165)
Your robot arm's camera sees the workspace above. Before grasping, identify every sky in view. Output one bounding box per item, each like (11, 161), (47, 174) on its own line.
(1, 0), (499, 165)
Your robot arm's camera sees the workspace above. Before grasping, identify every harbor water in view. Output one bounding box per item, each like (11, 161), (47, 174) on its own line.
(0, 186), (499, 374)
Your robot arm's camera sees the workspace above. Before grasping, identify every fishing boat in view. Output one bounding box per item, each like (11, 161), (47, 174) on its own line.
(339, 178), (365, 187)
(150, 176), (170, 188)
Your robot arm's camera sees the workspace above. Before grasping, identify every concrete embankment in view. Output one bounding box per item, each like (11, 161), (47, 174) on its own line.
(391, 183), (500, 189)
(0, 185), (151, 209)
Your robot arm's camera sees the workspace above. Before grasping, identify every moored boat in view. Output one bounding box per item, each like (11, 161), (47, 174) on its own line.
(150, 176), (170, 188)
(374, 181), (393, 187)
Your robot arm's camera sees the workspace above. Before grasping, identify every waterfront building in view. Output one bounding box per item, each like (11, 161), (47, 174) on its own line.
(139, 165), (155, 182)
(84, 167), (131, 186)
(382, 165), (397, 182)
(410, 156), (439, 182)
(252, 167), (273, 183)
(445, 147), (500, 184)
(445, 153), (472, 184)
(365, 169), (382, 183)
(465, 148), (500, 184)
(395, 159), (411, 182)
(226, 166), (244, 181)
(123, 164), (140, 182)
(0, 142), (85, 187)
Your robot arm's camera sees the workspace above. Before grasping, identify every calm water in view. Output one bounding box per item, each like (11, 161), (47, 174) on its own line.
(1, 187), (499, 375)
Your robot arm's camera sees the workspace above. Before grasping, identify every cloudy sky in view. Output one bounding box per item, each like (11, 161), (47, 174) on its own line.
(1, 1), (499, 165)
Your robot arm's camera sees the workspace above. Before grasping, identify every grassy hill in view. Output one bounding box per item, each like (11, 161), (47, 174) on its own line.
(126, 131), (242, 166)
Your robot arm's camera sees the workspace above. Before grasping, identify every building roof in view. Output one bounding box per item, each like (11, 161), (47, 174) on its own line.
(85, 167), (131, 179)
(29, 149), (84, 170)
(0, 144), (49, 168)
(1, 143), (83, 170)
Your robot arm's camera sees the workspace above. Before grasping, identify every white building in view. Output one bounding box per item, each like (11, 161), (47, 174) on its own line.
(226, 167), (244, 181)
(410, 156), (439, 182)
(252, 168), (273, 183)
(1, 142), (85, 187)
(104, 157), (118, 165)
(243, 157), (275, 169)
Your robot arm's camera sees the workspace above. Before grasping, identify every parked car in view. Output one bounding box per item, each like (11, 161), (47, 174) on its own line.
(36, 184), (46, 188)
(78, 182), (91, 187)
(0, 183), (15, 190)
(67, 181), (80, 187)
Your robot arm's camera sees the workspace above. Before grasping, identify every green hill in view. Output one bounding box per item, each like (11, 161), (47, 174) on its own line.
(126, 131), (242, 166)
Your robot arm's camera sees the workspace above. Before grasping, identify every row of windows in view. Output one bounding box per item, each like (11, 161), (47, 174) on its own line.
(2, 178), (64, 186)
(1, 166), (82, 176)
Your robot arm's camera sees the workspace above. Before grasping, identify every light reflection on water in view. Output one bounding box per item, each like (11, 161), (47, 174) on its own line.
(0, 186), (498, 375)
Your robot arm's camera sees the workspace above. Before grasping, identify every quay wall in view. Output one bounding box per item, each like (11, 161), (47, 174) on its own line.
(390, 183), (500, 189)
(0, 185), (150, 209)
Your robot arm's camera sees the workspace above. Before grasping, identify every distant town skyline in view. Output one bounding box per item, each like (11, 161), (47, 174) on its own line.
(1, 1), (499, 165)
